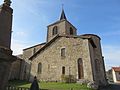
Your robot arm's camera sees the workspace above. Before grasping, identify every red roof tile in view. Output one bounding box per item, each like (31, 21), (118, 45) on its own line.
(112, 67), (120, 72)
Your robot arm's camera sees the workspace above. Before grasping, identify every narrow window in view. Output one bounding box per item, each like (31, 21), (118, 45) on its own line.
(70, 27), (73, 35)
(78, 58), (84, 79)
(24, 65), (27, 80)
(24, 65), (27, 73)
(38, 63), (42, 74)
(52, 26), (58, 35)
(61, 48), (65, 57)
(62, 66), (65, 74)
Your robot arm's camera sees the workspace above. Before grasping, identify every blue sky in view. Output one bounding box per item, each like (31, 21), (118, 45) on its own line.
(1, 0), (120, 70)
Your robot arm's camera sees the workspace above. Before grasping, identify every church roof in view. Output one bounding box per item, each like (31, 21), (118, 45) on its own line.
(60, 9), (67, 20)
(81, 34), (101, 40)
(29, 34), (96, 60)
(47, 8), (75, 29)
(47, 19), (65, 27)
(23, 42), (46, 51)
(112, 67), (120, 72)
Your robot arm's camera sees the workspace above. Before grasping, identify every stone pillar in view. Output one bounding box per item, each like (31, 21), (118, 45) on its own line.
(0, 1), (16, 90)
(0, 1), (13, 49)
(0, 48), (16, 90)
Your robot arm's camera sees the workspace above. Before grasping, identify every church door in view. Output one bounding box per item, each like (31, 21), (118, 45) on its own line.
(78, 58), (84, 79)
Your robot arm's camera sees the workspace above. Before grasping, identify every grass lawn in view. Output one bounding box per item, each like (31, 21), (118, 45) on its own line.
(8, 80), (93, 90)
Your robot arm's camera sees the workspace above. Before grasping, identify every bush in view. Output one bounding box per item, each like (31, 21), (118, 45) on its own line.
(61, 75), (76, 83)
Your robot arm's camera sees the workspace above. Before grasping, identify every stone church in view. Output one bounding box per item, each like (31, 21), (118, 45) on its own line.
(9, 7), (107, 86)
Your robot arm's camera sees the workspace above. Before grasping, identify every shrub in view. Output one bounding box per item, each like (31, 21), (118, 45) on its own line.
(61, 75), (76, 83)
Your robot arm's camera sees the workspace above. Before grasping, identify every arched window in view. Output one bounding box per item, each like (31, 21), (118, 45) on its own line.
(62, 66), (65, 75)
(70, 27), (73, 35)
(38, 63), (42, 74)
(78, 58), (84, 79)
(52, 26), (58, 35)
(61, 48), (65, 57)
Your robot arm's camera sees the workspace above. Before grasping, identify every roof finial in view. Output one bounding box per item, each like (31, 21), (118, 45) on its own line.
(4, 0), (11, 6)
(60, 4), (67, 20)
(62, 4), (64, 10)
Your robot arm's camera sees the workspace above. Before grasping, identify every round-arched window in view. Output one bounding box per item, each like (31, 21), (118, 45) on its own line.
(70, 27), (73, 35)
(52, 26), (58, 35)
(38, 63), (42, 74)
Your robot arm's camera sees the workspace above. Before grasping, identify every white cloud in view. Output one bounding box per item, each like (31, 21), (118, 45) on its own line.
(11, 30), (31, 55)
(15, 31), (27, 37)
(11, 31), (36, 55)
(11, 40), (26, 55)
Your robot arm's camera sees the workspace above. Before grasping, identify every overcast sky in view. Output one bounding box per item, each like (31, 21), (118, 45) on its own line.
(0, 0), (120, 70)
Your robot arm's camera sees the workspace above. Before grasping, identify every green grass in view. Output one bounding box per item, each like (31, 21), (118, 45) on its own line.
(8, 80), (93, 90)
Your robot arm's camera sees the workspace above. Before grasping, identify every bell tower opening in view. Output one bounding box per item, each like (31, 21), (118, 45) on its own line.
(70, 27), (74, 35)
(47, 8), (77, 42)
(52, 26), (58, 36)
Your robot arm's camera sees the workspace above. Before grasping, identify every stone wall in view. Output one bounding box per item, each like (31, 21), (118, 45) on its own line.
(9, 59), (22, 80)
(23, 43), (45, 59)
(65, 21), (77, 35)
(30, 36), (94, 82)
(87, 35), (107, 85)
(47, 20), (77, 42)
(47, 20), (66, 42)
(19, 43), (45, 81)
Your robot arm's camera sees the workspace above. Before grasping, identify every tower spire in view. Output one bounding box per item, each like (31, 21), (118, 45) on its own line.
(60, 4), (67, 20)
(4, 0), (11, 6)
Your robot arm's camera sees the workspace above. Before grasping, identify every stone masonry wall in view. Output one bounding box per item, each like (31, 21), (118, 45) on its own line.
(9, 59), (21, 80)
(23, 44), (45, 59)
(30, 37), (93, 82)
(47, 20), (66, 42)
(88, 35), (107, 85)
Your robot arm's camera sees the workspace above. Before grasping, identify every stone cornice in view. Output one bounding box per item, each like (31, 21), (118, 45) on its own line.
(0, 4), (13, 14)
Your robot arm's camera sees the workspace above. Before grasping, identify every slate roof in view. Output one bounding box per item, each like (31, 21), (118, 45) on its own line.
(60, 9), (67, 20)
(23, 42), (46, 51)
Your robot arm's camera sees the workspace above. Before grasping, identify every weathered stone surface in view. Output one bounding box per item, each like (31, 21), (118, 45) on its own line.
(87, 81), (98, 90)
(0, 48), (16, 90)
(9, 57), (22, 80)
(29, 34), (107, 86)
(0, 1), (15, 90)
(14, 8), (107, 87)
(0, 4), (13, 49)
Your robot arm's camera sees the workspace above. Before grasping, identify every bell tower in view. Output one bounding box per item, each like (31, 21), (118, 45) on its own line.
(47, 8), (77, 42)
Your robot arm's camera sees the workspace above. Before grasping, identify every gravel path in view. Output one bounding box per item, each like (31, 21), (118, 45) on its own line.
(99, 84), (120, 90)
